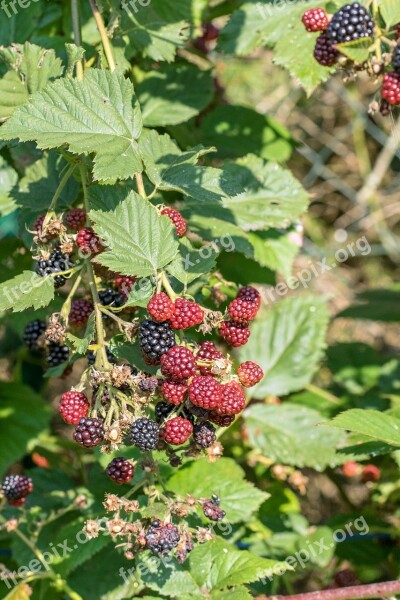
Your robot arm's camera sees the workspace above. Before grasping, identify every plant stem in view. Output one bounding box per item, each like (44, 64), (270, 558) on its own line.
(259, 580), (400, 600)
(71, 0), (84, 79)
(304, 383), (341, 405)
(60, 272), (83, 321)
(136, 172), (146, 198)
(47, 162), (77, 215)
(88, 0), (116, 72)
(161, 271), (177, 301)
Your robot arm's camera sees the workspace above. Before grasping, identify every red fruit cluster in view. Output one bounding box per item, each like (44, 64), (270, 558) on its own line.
(161, 207), (187, 237)
(382, 72), (400, 106)
(65, 208), (87, 232)
(76, 227), (103, 255)
(160, 346), (196, 381)
(69, 298), (93, 328)
(302, 8), (329, 32)
(160, 380), (188, 405)
(33, 214), (46, 233)
(189, 375), (222, 409)
(114, 275), (137, 298)
(214, 382), (246, 415)
(219, 320), (250, 347)
(196, 341), (225, 375)
(219, 286), (261, 347)
(59, 391), (89, 425)
(238, 361), (264, 388)
(148, 292), (175, 322)
(361, 464), (381, 482)
(163, 416), (193, 445)
(170, 298), (203, 330)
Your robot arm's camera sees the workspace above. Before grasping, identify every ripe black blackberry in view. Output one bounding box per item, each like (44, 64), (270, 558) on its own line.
(35, 248), (73, 289)
(47, 342), (69, 367)
(130, 417), (160, 450)
(73, 417), (104, 447)
(99, 289), (125, 308)
(193, 422), (216, 448)
(155, 401), (175, 422)
(139, 320), (175, 365)
(145, 519), (180, 555)
(23, 320), (46, 351)
(2, 475), (33, 503)
(106, 457), (134, 484)
(327, 2), (374, 44)
(393, 42), (400, 72)
(87, 346), (117, 366)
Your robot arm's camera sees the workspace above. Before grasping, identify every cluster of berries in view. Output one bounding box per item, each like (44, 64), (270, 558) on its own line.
(342, 461), (381, 482)
(23, 318), (70, 367)
(302, 3), (400, 111)
(1, 474), (33, 506)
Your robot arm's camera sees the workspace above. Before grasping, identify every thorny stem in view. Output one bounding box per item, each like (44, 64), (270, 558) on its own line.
(71, 0), (84, 79)
(260, 580), (400, 600)
(88, 0), (116, 72)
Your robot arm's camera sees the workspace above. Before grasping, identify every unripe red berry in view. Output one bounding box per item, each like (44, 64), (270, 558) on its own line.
(341, 461), (361, 478)
(65, 208), (87, 232)
(76, 227), (103, 255)
(148, 292), (175, 322)
(208, 411), (235, 427)
(382, 72), (400, 105)
(189, 375), (223, 409)
(219, 320), (250, 347)
(169, 298), (203, 330)
(160, 346), (196, 381)
(69, 298), (93, 328)
(196, 341), (225, 375)
(361, 464), (381, 482)
(237, 361), (264, 387)
(73, 417), (104, 447)
(302, 8), (329, 32)
(114, 275), (137, 298)
(237, 286), (261, 309)
(59, 391), (89, 425)
(160, 380), (188, 406)
(215, 382), (246, 415)
(163, 417), (193, 445)
(161, 207), (187, 237)
(228, 297), (259, 323)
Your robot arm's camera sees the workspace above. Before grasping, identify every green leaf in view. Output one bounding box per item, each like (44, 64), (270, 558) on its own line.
(338, 289), (400, 321)
(380, 0), (400, 27)
(124, 279), (155, 308)
(0, 71), (28, 121)
(139, 129), (240, 202)
(0, 42), (63, 93)
(0, 1), (44, 45)
(199, 105), (293, 162)
(0, 382), (51, 475)
(238, 295), (329, 396)
(4, 583), (32, 600)
(121, 0), (190, 62)
(0, 69), (143, 182)
(0, 156), (18, 216)
(0, 271), (55, 312)
(211, 588), (252, 600)
(65, 43), (86, 78)
(244, 404), (344, 470)
(246, 230), (299, 278)
(167, 238), (218, 285)
(185, 154), (309, 232)
(139, 553), (201, 598)
(168, 458), (267, 523)
(90, 191), (179, 276)
(65, 313), (95, 355)
(295, 527), (335, 567)
(137, 63), (214, 126)
(326, 409), (400, 446)
(189, 538), (289, 590)
(336, 38), (373, 62)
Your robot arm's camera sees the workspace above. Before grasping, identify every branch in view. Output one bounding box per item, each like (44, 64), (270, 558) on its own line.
(88, 0), (116, 72)
(259, 580), (400, 600)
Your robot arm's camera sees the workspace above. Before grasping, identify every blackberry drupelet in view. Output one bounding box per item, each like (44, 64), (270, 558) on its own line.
(155, 401), (175, 423)
(327, 2), (374, 44)
(139, 320), (175, 365)
(193, 422), (216, 448)
(106, 457), (134, 484)
(47, 342), (69, 367)
(130, 417), (160, 450)
(145, 520), (180, 555)
(23, 320), (46, 351)
(36, 248), (73, 289)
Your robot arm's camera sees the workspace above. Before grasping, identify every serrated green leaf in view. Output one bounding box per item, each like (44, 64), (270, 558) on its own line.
(137, 63), (214, 126)
(0, 156), (18, 216)
(65, 43), (86, 78)
(0, 271), (55, 312)
(189, 539), (289, 590)
(0, 382), (51, 475)
(380, 0), (400, 27)
(0, 1), (44, 45)
(0, 69), (143, 182)
(139, 552), (201, 598)
(109, 335), (160, 374)
(0, 42), (63, 94)
(139, 129), (239, 202)
(211, 587), (252, 600)
(90, 191), (179, 276)
(121, 0), (190, 62)
(65, 312), (95, 355)
(0, 71), (28, 120)
(167, 238), (218, 285)
(244, 404), (344, 470)
(336, 38), (372, 62)
(124, 279), (155, 308)
(199, 105), (293, 162)
(168, 458), (267, 523)
(326, 409), (400, 446)
(238, 295), (329, 395)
